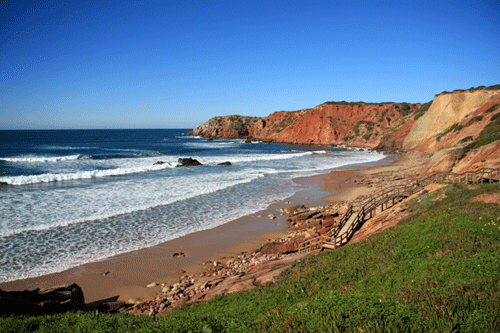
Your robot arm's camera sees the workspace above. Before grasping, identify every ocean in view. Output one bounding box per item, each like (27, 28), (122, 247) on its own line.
(0, 129), (386, 282)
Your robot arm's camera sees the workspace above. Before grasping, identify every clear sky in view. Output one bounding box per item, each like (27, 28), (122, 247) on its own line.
(1, 0), (499, 129)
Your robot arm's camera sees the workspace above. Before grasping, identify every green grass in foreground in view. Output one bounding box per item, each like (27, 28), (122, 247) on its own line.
(2, 184), (500, 332)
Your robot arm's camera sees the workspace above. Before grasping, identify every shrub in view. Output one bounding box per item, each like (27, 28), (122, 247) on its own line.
(363, 133), (372, 140)
(352, 120), (375, 135)
(413, 101), (432, 120)
(436, 123), (462, 141)
(458, 136), (473, 143)
(485, 104), (499, 113)
(398, 103), (412, 116)
(456, 112), (500, 160)
(465, 115), (484, 126)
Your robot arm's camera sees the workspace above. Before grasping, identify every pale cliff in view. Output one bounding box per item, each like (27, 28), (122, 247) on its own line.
(403, 89), (500, 151)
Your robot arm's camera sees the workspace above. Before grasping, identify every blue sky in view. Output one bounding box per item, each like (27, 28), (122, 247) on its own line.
(1, 0), (499, 129)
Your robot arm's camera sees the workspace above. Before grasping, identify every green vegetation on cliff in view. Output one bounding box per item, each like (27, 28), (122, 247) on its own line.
(440, 84), (500, 95)
(3, 184), (500, 332)
(456, 111), (500, 160)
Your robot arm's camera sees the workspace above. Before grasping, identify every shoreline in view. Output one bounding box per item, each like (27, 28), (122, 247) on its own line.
(0, 152), (403, 305)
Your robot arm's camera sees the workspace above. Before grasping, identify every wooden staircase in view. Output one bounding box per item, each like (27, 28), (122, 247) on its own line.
(298, 167), (500, 253)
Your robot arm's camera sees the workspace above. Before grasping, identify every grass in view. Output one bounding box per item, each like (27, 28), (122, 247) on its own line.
(437, 122), (468, 141)
(3, 184), (500, 332)
(455, 111), (500, 160)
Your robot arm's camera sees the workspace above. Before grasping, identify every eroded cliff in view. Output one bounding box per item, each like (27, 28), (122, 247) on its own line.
(194, 102), (421, 148)
(192, 85), (500, 173)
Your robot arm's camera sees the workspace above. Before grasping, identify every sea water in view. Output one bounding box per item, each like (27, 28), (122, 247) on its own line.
(0, 129), (386, 282)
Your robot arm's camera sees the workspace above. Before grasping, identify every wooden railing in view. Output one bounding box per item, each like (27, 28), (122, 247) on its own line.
(327, 181), (422, 248)
(298, 167), (499, 253)
(298, 206), (353, 252)
(436, 168), (500, 185)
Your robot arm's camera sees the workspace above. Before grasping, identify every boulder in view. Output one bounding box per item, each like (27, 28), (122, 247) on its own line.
(217, 161), (232, 166)
(154, 161), (166, 165)
(259, 241), (300, 254)
(277, 205), (307, 215)
(177, 158), (202, 167)
(0, 284), (86, 316)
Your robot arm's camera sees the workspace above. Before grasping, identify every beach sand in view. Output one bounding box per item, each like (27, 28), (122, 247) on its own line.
(0, 152), (421, 305)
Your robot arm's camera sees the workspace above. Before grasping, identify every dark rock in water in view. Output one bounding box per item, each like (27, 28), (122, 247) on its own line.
(207, 138), (214, 141)
(154, 161), (166, 165)
(177, 158), (202, 167)
(0, 283), (86, 316)
(218, 161), (231, 166)
(244, 138), (253, 143)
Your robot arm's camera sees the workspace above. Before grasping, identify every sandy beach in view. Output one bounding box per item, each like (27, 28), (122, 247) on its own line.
(0, 152), (424, 306)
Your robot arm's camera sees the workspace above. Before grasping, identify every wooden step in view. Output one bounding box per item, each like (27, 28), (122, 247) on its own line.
(322, 243), (337, 249)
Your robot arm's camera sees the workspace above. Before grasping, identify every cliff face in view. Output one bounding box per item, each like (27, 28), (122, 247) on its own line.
(194, 103), (420, 148)
(192, 86), (500, 173)
(403, 89), (500, 151)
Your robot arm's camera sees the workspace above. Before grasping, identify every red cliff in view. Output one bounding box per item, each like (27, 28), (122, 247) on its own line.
(192, 85), (500, 172)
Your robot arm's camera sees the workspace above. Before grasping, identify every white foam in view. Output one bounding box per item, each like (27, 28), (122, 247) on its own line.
(0, 148), (389, 282)
(0, 162), (176, 185)
(0, 154), (82, 163)
(40, 146), (98, 150)
(0, 169), (265, 237)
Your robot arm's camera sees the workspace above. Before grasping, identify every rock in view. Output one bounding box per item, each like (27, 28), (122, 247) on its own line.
(268, 214), (276, 220)
(147, 282), (158, 288)
(176, 270), (186, 275)
(259, 241), (300, 254)
(0, 284), (86, 316)
(177, 158), (202, 167)
(154, 161), (166, 165)
(217, 161), (232, 166)
(277, 205), (307, 215)
(96, 301), (132, 313)
(171, 252), (185, 258)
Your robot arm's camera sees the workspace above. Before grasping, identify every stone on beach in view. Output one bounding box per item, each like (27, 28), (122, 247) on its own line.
(170, 252), (185, 258)
(277, 205), (307, 215)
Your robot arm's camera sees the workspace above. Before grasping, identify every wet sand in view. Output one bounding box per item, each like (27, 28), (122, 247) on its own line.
(0, 153), (407, 305)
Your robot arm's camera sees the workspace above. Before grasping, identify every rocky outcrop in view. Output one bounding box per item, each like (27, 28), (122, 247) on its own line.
(193, 103), (420, 148)
(192, 115), (261, 139)
(177, 158), (202, 167)
(0, 284), (86, 316)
